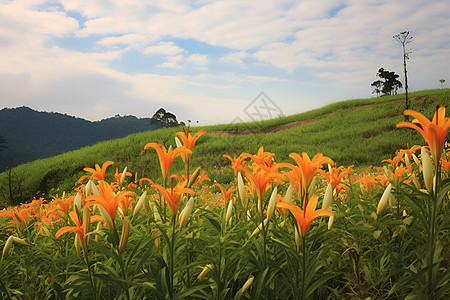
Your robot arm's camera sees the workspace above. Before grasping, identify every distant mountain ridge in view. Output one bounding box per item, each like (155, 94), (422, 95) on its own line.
(0, 106), (178, 172)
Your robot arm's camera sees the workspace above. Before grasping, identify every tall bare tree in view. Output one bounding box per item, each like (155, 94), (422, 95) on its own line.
(439, 79), (445, 89)
(393, 31), (413, 113)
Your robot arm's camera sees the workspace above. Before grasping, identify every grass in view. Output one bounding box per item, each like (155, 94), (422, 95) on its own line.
(0, 88), (448, 207)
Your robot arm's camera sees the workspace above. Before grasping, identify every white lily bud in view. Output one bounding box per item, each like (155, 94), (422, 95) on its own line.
(328, 163), (333, 175)
(97, 205), (114, 230)
(322, 184), (333, 210)
(404, 153), (410, 166)
(133, 191), (148, 217)
(2, 236), (14, 258)
(294, 225), (300, 250)
(241, 275), (254, 293)
(266, 187), (278, 221)
(421, 147), (433, 192)
(86, 180), (99, 196)
(179, 197), (194, 228)
(175, 137), (188, 163)
(412, 153), (421, 168)
(328, 214), (334, 230)
(282, 184), (293, 215)
(119, 167), (127, 185)
(74, 192), (82, 212)
(251, 219), (268, 237)
(153, 203), (162, 222)
(308, 175), (317, 196)
(238, 172), (246, 206)
(377, 183), (392, 215)
(225, 199), (233, 225)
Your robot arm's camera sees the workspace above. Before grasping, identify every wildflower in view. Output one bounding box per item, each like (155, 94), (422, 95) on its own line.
(179, 197), (195, 228)
(223, 153), (246, 177)
(277, 194), (334, 238)
(114, 167), (132, 186)
(152, 181), (194, 217)
(214, 183), (235, 205)
(175, 127), (206, 163)
(55, 208), (90, 254)
(86, 181), (134, 229)
(144, 142), (191, 183)
(397, 105), (450, 163)
(288, 152), (334, 198)
(84, 161), (114, 181)
(377, 183), (392, 215)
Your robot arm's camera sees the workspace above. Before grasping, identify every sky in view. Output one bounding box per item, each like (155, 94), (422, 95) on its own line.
(0, 0), (449, 126)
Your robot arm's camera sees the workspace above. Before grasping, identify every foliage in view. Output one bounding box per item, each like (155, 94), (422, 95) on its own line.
(372, 67), (403, 96)
(0, 106), (449, 299)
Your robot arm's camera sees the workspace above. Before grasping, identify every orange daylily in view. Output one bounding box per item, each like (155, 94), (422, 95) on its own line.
(175, 127), (206, 162)
(152, 181), (194, 217)
(144, 142), (192, 182)
(223, 153), (246, 177)
(55, 209), (90, 252)
(277, 194), (334, 238)
(357, 173), (377, 194)
(86, 181), (134, 229)
(243, 168), (284, 206)
(319, 165), (353, 191)
(84, 161), (114, 181)
(289, 152), (334, 197)
(242, 146), (275, 168)
(397, 105), (450, 163)
(214, 183), (235, 205)
(114, 167), (132, 185)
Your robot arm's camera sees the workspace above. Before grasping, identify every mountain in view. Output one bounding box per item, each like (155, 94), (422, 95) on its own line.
(0, 106), (179, 172)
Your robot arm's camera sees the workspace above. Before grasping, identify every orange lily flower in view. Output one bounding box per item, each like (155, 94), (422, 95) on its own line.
(152, 181), (194, 217)
(242, 146), (275, 168)
(55, 209), (90, 252)
(175, 127), (206, 161)
(86, 181), (134, 229)
(243, 168), (284, 206)
(84, 161), (114, 181)
(441, 157), (450, 172)
(223, 153), (246, 177)
(114, 167), (132, 185)
(289, 152), (334, 197)
(277, 194), (334, 238)
(357, 173), (377, 194)
(397, 105), (450, 163)
(319, 165), (353, 191)
(214, 183), (235, 205)
(144, 142), (192, 182)
(54, 195), (74, 213)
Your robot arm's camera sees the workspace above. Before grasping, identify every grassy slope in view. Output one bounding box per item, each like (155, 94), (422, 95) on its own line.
(0, 89), (448, 207)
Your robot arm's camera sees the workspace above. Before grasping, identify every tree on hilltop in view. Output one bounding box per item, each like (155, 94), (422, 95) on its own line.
(393, 31), (413, 112)
(150, 108), (181, 127)
(372, 68), (402, 96)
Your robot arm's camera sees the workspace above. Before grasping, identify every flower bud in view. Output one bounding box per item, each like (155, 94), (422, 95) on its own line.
(251, 219), (268, 237)
(2, 236), (14, 258)
(241, 275), (254, 293)
(119, 167), (127, 185)
(98, 205), (114, 230)
(198, 264), (213, 279)
(188, 167), (201, 188)
(133, 191), (148, 217)
(119, 217), (130, 253)
(377, 183), (392, 215)
(322, 184), (333, 210)
(237, 172), (246, 206)
(421, 147), (433, 192)
(225, 199), (233, 225)
(266, 187), (278, 221)
(74, 192), (82, 212)
(179, 197), (194, 228)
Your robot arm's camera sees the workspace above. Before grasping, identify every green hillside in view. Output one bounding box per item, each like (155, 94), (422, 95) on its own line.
(0, 89), (448, 207)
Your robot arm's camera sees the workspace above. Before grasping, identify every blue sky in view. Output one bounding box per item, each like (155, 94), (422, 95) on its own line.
(0, 0), (449, 125)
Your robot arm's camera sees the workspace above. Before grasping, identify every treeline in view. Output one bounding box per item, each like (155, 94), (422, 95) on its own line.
(0, 106), (181, 172)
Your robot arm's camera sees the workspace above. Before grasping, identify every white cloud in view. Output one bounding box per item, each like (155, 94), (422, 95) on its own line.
(143, 42), (185, 56)
(186, 53), (208, 66)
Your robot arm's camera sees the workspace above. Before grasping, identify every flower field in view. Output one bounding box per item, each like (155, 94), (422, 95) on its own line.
(0, 107), (449, 299)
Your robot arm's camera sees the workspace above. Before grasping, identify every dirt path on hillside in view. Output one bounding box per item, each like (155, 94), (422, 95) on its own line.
(208, 95), (434, 136)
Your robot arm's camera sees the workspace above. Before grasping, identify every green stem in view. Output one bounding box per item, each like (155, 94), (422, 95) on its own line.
(301, 237), (306, 300)
(84, 252), (98, 300)
(170, 215), (176, 299)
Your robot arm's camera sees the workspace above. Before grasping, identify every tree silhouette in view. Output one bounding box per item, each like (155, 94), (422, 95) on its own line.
(150, 108), (180, 127)
(393, 31), (413, 112)
(440, 79), (445, 89)
(372, 68), (402, 96)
